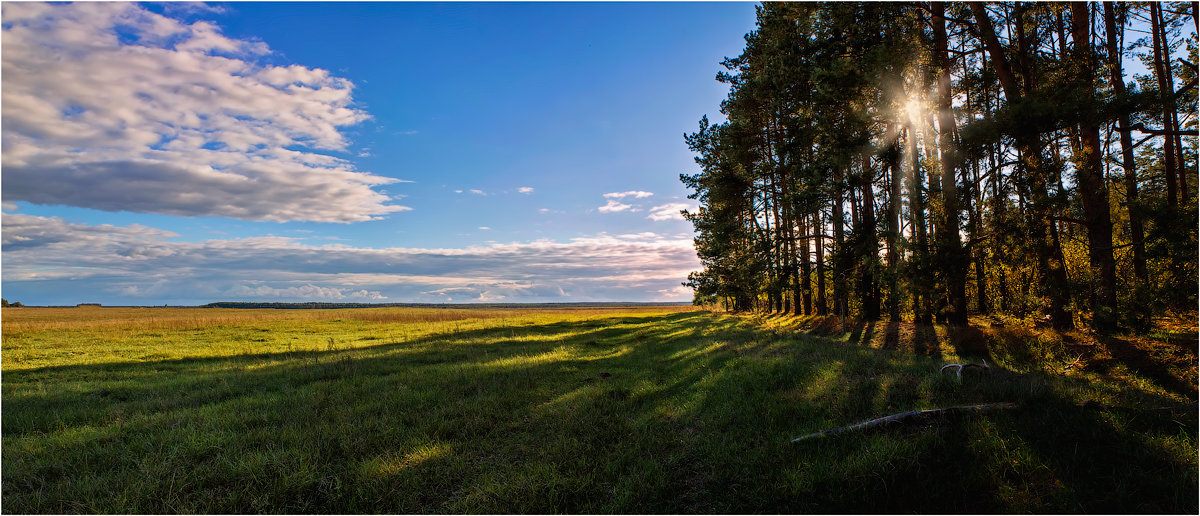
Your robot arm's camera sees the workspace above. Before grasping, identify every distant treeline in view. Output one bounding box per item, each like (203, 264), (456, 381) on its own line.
(202, 302), (691, 310)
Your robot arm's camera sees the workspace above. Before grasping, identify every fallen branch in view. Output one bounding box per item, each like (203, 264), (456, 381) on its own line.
(791, 402), (1019, 442)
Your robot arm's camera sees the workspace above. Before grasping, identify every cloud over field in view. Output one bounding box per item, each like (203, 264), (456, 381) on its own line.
(647, 203), (696, 222)
(603, 191), (654, 199)
(1, 2), (405, 222)
(2, 213), (700, 304)
(598, 200), (633, 213)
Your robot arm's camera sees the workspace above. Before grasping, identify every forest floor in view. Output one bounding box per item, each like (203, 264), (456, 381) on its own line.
(754, 311), (1199, 401)
(2, 306), (1196, 513)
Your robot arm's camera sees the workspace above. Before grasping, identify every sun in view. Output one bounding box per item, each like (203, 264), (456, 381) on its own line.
(903, 97), (925, 124)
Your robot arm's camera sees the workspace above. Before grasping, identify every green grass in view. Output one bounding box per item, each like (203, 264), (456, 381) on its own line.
(2, 307), (1196, 513)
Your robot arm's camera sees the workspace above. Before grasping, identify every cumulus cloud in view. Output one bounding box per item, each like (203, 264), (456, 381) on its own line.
(470, 189), (486, 195)
(518, 187), (534, 194)
(1, 2), (405, 222)
(604, 191), (654, 199)
(2, 214), (701, 304)
(597, 199), (633, 213)
(647, 202), (697, 222)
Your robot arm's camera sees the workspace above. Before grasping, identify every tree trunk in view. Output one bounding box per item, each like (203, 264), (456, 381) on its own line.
(992, 141), (1009, 313)
(906, 123), (932, 324)
(1151, 3), (1179, 208)
(799, 214), (813, 315)
(1104, 1), (1147, 285)
(777, 152), (795, 316)
(1159, 14), (1189, 206)
(833, 167), (848, 319)
(886, 125), (903, 321)
(1070, 2), (1118, 332)
(814, 210), (828, 315)
(861, 156), (881, 321)
(933, 1), (968, 325)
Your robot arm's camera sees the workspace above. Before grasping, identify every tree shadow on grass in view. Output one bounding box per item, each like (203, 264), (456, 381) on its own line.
(845, 320), (876, 348)
(3, 311), (1195, 513)
(1101, 336), (1197, 399)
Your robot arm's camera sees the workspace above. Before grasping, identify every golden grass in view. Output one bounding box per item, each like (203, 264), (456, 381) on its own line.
(1, 305), (698, 332)
(0, 305), (702, 371)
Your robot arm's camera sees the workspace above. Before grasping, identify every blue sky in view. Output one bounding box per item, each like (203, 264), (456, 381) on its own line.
(1, 2), (758, 305)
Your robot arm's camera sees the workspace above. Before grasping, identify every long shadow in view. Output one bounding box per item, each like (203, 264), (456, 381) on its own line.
(1102, 336), (1198, 399)
(881, 320), (900, 350)
(910, 324), (936, 356)
(947, 325), (994, 364)
(845, 320), (876, 348)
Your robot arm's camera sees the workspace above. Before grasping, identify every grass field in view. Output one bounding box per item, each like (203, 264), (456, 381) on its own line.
(2, 306), (1196, 513)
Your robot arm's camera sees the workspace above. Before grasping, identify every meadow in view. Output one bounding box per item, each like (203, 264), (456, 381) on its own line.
(2, 305), (1196, 513)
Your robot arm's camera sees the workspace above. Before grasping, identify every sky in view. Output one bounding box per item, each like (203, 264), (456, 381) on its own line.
(1, 1), (760, 306)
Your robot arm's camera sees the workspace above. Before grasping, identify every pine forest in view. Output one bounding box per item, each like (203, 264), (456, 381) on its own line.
(682, 1), (1198, 333)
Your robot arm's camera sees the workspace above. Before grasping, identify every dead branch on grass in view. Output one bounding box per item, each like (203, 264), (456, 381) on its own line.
(791, 402), (1019, 442)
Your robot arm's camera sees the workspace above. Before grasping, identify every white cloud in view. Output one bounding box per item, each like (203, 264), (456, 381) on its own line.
(227, 283), (386, 300)
(518, 186), (534, 194)
(421, 282), (568, 302)
(2, 214), (701, 304)
(478, 226), (491, 230)
(470, 189), (486, 195)
(160, 3), (227, 17)
(655, 285), (693, 300)
(647, 203), (696, 222)
(598, 199), (632, 213)
(1, 2), (405, 222)
(604, 191), (654, 199)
